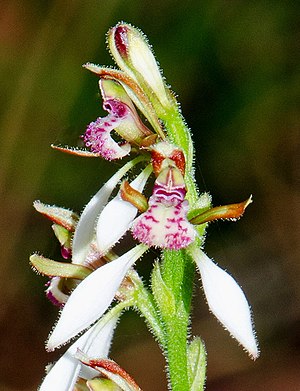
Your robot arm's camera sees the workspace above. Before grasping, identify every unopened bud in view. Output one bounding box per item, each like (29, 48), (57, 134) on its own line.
(108, 23), (171, 111)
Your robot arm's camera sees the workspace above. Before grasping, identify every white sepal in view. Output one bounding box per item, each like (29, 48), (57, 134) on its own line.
(40, 313), (118, 391)
(192, 247), (259, 359)
(47, 244), (147, 350)
(96, 165), (152, 255)
(72, 157), (144, 265)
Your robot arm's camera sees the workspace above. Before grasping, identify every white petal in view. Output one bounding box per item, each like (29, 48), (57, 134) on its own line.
(192, 248), (259, 359)
(47, 244), (147, 350)
(96, 164), (152, 255)
(72, 157), (144, 265)
(40, 314), (118, 391)
(79, 308), (120, 380)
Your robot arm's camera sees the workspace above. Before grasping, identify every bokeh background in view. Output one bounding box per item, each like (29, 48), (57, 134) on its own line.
(1, 1), (299, 390)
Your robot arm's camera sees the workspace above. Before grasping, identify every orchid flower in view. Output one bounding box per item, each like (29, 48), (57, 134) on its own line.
(82, 79), (153, 161)
(45, 138), (257, 360)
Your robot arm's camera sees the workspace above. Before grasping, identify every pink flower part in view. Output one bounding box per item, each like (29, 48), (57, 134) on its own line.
(132, 171), (196, 249)
(83, 99), (131, 160)
(61, 245), (72, 259)
(45, 277), (68, 307)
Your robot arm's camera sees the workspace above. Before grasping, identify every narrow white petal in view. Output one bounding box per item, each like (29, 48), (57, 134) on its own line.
(72, 157), (145, 265)
(97, 165), (152, 255)
(40, 314), (119, 391)
(47, 244), (147, 350)
(79, 308), (120, 380)
(39, 343), (81, 391)
(192, 247), (259, 359)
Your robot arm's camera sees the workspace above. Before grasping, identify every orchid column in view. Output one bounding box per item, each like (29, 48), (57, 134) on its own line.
(31, 23), (258, 391)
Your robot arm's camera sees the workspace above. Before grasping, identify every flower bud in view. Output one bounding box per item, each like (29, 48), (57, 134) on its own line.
(77, 353), (142, 391)
(108, 23), (171, 111)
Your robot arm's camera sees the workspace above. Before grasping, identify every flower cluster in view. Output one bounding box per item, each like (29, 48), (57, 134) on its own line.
(31, 22), (258, 391)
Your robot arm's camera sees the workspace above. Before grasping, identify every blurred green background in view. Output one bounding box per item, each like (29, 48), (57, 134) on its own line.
(1, 1), (299, 390)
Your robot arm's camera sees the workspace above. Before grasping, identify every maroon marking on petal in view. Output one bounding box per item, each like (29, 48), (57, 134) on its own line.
(151, 149), (166, 176)
(144, 214), (159, 223)
(46, 289), (65, 308)
(170, 149), (186, 175)
(105, 99), (129, 118)
(114, 26), (129, 58)
(153, 183), (186, 202)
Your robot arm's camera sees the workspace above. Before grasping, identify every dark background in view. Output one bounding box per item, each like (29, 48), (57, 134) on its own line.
(0, 1), (299, 390)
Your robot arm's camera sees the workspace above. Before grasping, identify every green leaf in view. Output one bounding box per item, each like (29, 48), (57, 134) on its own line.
(187, 337), (207, 391)
(151, 261), (176, 317)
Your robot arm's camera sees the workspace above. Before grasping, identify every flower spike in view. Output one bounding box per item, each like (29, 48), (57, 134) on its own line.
(31, 22), (260, 391)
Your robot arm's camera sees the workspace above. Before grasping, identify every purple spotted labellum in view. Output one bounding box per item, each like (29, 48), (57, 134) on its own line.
(132, 160), (197, 249)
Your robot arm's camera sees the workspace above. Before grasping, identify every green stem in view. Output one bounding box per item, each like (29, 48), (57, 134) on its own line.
(157, 104), (208, 390)
(160, 249), (195, 391)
